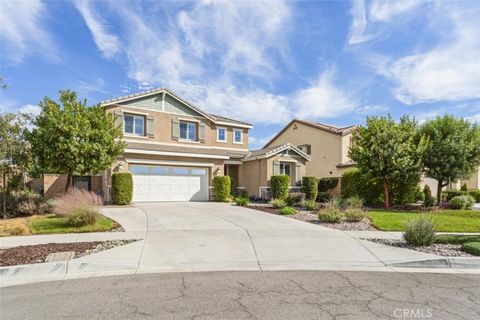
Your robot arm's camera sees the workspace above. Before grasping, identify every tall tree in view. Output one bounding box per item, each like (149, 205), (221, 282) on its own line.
(0, 113), (32, 218)
(419, 115), (480, 203)
(349, 115), (428, 209)
(29, 90), (126, 192)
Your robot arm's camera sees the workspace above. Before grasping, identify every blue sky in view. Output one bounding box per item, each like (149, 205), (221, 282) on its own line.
(1, 0), (479, 149)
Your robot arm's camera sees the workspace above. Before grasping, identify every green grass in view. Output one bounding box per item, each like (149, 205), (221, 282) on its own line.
(461, 242), (480, 256)
(368, 209), (480, 232)
(435, 234), (480, 244)
(28, 214), (117, 235)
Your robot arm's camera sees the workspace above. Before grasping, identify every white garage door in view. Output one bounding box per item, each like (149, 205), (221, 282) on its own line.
(129, 165), (209, 202)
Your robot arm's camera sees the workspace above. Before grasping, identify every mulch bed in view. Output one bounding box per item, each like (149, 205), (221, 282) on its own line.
(248, 205), (377, 231)
(367, 238), (473, 257)
(0, 239), (137, 267)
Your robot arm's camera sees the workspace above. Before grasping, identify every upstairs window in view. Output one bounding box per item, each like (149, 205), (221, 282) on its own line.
(217, 127), (227, 142)
(233, 129), (243, 144)
(180, 121), (197, 141)
(124, 114), (145, 136)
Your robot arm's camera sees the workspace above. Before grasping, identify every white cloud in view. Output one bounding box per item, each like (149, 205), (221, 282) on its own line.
(0, 0), (57, 64)
(349, 0), (371, 45)
(382, 7), (480, 104)
(467, 113), (480, 124)
(74, 0), (121, 58)
(369, 0), (422, 22)
(356, 104), (389, 116)
(293, 69), (356, 119)
(19, 104), (41, 116)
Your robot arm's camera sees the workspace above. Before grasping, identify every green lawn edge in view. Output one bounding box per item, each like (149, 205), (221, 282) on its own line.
(368, 209), (480, 233)
(28, 214), (118, 235)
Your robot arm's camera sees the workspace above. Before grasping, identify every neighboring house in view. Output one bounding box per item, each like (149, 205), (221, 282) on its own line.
(263, 119), (357, 181)
(43, 88), (309, 201)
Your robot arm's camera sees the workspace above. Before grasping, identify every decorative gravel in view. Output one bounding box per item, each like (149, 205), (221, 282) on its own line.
(367, 238), (473, 257)
(248, 205), (377, 231)
(75, 239), (138, 258)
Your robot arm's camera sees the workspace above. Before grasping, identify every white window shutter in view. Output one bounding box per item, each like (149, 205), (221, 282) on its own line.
(296, 162), (302, 184)
(199, 123), (206, 142)
(172, 119), (179, 140)
(114, 110), (123, 130)
(146, 117), (155, 137)
(273, 160), (280, 175)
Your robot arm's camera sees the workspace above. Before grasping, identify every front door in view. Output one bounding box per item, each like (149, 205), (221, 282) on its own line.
(73, 176), (91, 191)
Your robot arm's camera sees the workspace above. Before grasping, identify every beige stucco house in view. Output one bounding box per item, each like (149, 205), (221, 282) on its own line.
(264, 119), (357, 179)
(42, 88), (310, 201)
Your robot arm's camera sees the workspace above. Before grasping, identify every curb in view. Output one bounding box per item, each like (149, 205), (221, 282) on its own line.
(388, 257), (480, 269)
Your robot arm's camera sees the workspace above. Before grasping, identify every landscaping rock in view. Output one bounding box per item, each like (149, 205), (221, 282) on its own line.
(367, 238), (473, 257)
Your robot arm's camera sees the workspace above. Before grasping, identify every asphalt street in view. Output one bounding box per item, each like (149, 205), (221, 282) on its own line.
(1, 270), (479, 320)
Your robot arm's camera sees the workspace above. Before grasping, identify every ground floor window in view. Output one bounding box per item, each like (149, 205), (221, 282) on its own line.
(279, 162), (291, 176)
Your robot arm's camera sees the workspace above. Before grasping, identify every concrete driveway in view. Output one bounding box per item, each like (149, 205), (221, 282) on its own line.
(3, 202), (460, 287)
(95, 202), (439, 273)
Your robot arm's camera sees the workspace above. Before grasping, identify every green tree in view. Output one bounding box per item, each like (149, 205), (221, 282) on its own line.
(419, 115), (480, 203)
(349, 115), (428, 209)
(29, 90), (126, 192)
(0, 113), (32, 217)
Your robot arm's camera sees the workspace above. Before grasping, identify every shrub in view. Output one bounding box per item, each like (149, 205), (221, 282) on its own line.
(270, 198), (286, 209)
(213, 176), (231, 202)
(324, 197), (342, 209)
(442, 190), (466, 201)
(318, 178), (339, 192)
(53, 189), (103, 217)
(285, 192), (305, 206)
(317, 192), (331, 203)
(423, 185), (436, 207)
(317, 207), (344, 223)
(403, 215), (436, 246)
(280, 206), (296, 215)
(460, 183), (468, 192)
(341, 168), (383, 205)
(469, 190), (480, 203)
(449, 195), (475, 210)
(1, 190), (51, 218)
(302, 176), (318, 201)
(302, 199), (318, 211)
(461, 242), (480, 256)
(270, 175), (290, 200)
(111, 173), (133, 205)
(235, 196), (249, 207)
(345, 196), (363, 209)
(344, 208), (366, 222)
(66, 207), (98, 227)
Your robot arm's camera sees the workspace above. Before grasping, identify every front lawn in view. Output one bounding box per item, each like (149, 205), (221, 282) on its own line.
(0, 214), (118, 237)
(368, 209), (480, 232)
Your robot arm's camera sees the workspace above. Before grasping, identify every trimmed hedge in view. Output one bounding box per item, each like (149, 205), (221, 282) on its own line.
(111, 173), (133, 205)
(318, 178), (338, 192)
(449, 195), (475, 210)
(442, 190), (467, 201)
(302, 176), (318, 201)
(341, 168), (383, 205)
(469, 190), (480, 202)
(213, 176), (231, 202)
(423, 185), (436, 207)
(270, 175), (290, 199)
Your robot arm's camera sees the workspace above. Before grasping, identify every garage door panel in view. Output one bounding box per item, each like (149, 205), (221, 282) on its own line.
(130, 165), (209, 202)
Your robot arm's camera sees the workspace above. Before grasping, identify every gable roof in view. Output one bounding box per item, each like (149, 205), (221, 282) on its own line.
(245, 143), (311, 161)
(264, 119), (357, 148)
(101, 88), (253, 128)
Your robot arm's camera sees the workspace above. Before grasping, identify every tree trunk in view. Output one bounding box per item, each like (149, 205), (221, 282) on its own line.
(2, 171), (6, 219)
(437, 181), (443, 205)
(65, 172), (73, 193)
(383, 178), (390, 210)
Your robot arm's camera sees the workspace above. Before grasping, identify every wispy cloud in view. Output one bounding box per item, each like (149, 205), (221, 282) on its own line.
(0, 0), (58, 64)
(74, 0), (121, 58)
(293, 69), (356, 119)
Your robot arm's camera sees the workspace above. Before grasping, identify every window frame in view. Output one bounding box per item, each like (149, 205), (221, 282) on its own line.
(233, 129), (243, 144)
(179, 120), (198, 141)
(216, 127), (227, 143)
(124, 113), (146, 137)
(279, 162), (291, 176)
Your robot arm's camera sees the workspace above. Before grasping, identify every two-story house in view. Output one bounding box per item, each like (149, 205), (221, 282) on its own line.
(41, 88), (310, 201)
(98, 89), (309, 201)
